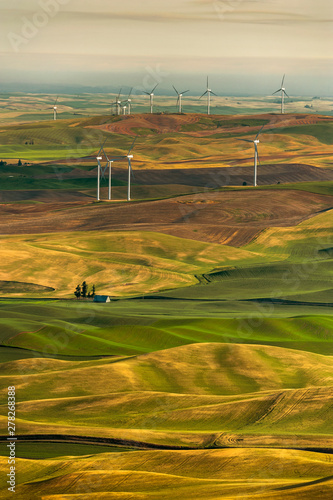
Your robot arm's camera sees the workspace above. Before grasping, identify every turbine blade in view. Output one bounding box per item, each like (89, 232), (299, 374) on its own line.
(143, 91), (150, 95)
(152, 83), (158, 93)
(117, 88), (122, 100)
(101, 166), (107, 181)
(128, 136), (137, 155)
(283, 90), (290, 98)
(100, 145), (109, 161)
(211, 91), (217, 96)
(236, 138), (253, 143)
(199, 91), (208, 99)
(130, 164), (136, 181)
(282, 74), (285, 87)
(255, 124), (265, 139)
(272, 89), (282, 95)
(54, 96), (58, 106)
(207, 76), (209, 88)
(173, 85), (179, 95)
(256, 146), (261, 167)
(128, 87), (133, 98)
(181, 90), (190, 95)
(97, 139), (107, 157)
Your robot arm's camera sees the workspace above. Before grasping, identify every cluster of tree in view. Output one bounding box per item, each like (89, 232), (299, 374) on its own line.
(25, 139), (34, 145)
(74, 281), (96, 299)
(0, 160), (7, 166)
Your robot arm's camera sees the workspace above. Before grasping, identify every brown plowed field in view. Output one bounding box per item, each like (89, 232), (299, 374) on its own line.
(0, 189), (332, 246)
(91, 113), (202, 135)
(0, 189), (92, 203)
(113, 163), (333, 187)
(90, 112), (333, 137)
(45, 163), (333, 186)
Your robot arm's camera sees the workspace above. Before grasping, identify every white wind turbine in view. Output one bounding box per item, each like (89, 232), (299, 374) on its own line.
(52, 96), (58, 120)
(173, 85), (189, 113)
(125, 138), (137, 201)
(96, 137), (137, 202)
(96, 140), (115, 202)
(111, 88), (122, 115)
(143, 84), (158, 114)
(237, 125), (265, 187)
(200, 77), (217, 115)
(121, 88), (133, 115)
(273, 74), (289, 114)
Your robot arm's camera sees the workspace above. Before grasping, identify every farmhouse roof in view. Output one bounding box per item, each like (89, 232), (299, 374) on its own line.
(93, 295), (110, 303)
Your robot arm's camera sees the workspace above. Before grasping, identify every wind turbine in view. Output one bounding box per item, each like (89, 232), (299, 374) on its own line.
(273, 74), (289, 114)
(143, 84), (158, 114)
(111, 88), (122, 116)
(237, 125), (265, 187)
(121, 88), (133, 115)
(95, 137), (137, 202)
(200, 77), (217, 115)
(96, 140), (114, 201)
(52, 97), (58, 120)
(126, 137), (137, 201)
(173, 85), (189, 113)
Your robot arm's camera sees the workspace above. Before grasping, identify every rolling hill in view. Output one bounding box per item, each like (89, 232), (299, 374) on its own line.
(0, 110), (332, 499)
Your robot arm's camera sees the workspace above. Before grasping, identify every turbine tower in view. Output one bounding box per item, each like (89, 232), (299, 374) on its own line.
(122, 88), (133, 115)
(111, 88), (122, 115)
(95, 138), (137, 202)
(53, 97), (58, 121)
(126, 137), (137, 201)
(273, 75), (289, 114)
(173, 85), (189, 113)
(237, 125), (265, 187)
(96, 140), (114, 201)
(200, 77), (217, 115)
(143, 84), (158, 114)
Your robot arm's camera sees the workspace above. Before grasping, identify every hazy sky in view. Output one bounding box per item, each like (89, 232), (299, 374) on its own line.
(0, 0), (332, 94)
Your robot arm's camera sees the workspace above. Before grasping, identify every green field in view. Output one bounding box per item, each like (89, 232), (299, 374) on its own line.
(0, 300), (332, 356)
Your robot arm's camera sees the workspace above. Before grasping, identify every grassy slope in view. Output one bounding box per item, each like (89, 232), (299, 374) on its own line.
(0, 230), (269, 298)
(1, 449), (333, 499)
(0, 343), (332, 444)
(0, 205), (332, 299)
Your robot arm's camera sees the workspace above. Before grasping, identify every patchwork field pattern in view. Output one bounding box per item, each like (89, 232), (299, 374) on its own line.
(0, 109), (332, 498)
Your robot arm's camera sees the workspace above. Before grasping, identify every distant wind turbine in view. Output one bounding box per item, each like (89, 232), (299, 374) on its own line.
(173, 85), (189, 113)
(52, 97), (58, 121)
(273, 74), (289, 114)
(200, 77), (217, 115)
(121, 88), (133, 115)
(143, 84), (158, 114)
(111, 88), (122, 116)
(237, 125), (265, 187)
